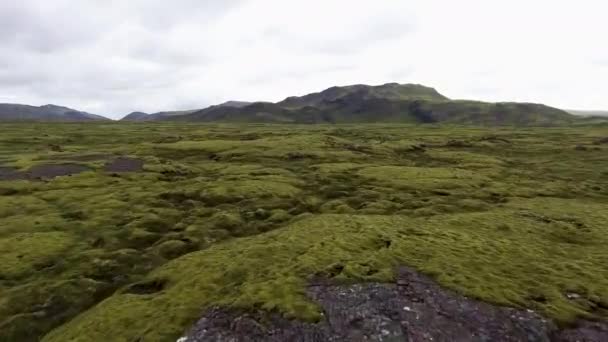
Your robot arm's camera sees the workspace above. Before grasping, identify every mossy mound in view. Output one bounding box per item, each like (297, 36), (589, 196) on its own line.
(358, 165), (489, 189)
(201, 180), (301, 204)
(426, 150), (506, 168)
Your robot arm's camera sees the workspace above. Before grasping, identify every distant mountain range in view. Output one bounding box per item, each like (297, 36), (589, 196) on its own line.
(0, 104), (109, 121)
(122, 83), (576, 125)
(121, 101), (252, 121)
(566, 109), (608, 117)
(1, 83), (605, 125)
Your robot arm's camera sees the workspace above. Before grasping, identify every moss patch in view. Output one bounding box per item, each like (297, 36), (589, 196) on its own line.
(358, 165), (489, 189)
(0, 232), (74, 279)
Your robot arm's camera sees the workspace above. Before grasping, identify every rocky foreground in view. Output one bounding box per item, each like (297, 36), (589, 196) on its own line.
(182, 267), (608, 342)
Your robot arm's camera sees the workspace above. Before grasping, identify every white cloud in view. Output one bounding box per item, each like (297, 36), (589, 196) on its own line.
(0, 0), (606, 119)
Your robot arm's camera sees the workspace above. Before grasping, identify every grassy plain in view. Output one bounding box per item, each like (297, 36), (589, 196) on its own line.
(0, 123), (607, 341)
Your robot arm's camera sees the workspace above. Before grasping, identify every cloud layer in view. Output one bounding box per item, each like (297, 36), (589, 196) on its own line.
(1, 0), (607, 119)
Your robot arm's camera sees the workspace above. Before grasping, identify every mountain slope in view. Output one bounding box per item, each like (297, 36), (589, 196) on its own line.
(171, 102), (309, 123)
(401, 100), (574, 125)
(0, 104), (109, 121)
(121, 101), (253, 121)
(567, 109), (608, 117)
(165, 83), (575, 125)
(278, 83), (448, 109)
(121, 112), (150, 121)
(217, 100), (252, 108)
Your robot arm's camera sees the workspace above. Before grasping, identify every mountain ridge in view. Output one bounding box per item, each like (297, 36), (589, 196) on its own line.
(278, 83), (448, 109)
(0, 103), (109, 121)
(163, 83), (575, 125)
(0, 83), (582, 125)
(119, 101), (253, 121)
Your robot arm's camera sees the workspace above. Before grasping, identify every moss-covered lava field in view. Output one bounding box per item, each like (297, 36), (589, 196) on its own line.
(1, 123), (607, 341)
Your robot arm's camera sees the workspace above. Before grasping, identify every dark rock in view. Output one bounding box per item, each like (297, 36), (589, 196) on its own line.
(26, 164), (90, 179)
(0, 166), (23, 181)
(185, 266), (606, 341)
(445, 140), (474, 148)
(555, 321), (608, 341)
(592, 137), (608, 145)
(104, 157), (144, 173)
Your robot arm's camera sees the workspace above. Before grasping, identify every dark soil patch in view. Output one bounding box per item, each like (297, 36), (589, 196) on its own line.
(0, 166), (23, 181)
(183, 266), (608, 341)
(593, 137), (608, 145)
(28, 164), (90, 179)
(1, 164), (90, 180)
(103, 157), (144, 173)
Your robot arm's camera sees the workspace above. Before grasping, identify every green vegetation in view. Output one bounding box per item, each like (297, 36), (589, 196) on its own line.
(0, 122), (607, 341)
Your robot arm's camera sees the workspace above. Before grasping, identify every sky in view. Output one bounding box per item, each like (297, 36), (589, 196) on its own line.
(1, 0), (607, 119)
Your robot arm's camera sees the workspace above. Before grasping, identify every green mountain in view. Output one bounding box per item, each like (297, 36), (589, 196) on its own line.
(278, 83), (448, 108)
(0, 104), (109, 121)
(121, 112), (150, 121)
(166, 83), (575, 125)
(120, 101), (252, 121)
(120, 109), (199, 121)
(3, 84), (578, 125)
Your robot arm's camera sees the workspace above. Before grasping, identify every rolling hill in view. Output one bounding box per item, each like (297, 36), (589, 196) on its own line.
(0, 104), (109, 121)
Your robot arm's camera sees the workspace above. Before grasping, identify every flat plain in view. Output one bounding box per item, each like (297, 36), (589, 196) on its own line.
(0, 122), (607, 341)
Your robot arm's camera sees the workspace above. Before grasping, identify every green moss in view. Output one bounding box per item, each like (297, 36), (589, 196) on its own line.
(0, 232), (74, 279)
(201, 180), (301, 204)
(153, 240), (196, 260)
(358, 165), (488, 190)
(267, 209), (292, 223)
(311, 162), (369, 173)
(426, 150), (506, 168)
(154, 140), (241, 154)
(0, 278), (109, 342)
(44, 203), (608, 341)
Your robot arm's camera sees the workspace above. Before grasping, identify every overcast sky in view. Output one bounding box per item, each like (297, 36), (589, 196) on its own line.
(1, 0), (607, 119)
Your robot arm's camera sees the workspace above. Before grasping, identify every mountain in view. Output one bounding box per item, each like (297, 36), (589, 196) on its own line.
(173, 102), (310, 123)
(278, 83), (448, 108)
(120, 101), (253, 121)
(120, 109), (199, 121)
(567, 109), (608, 117)
(10, 83), (575, 125)
(121, 112), (150, 121)
(0, 104), (109, 121)
(164, 83), (575, 125)
(217, 100), (252, 108)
